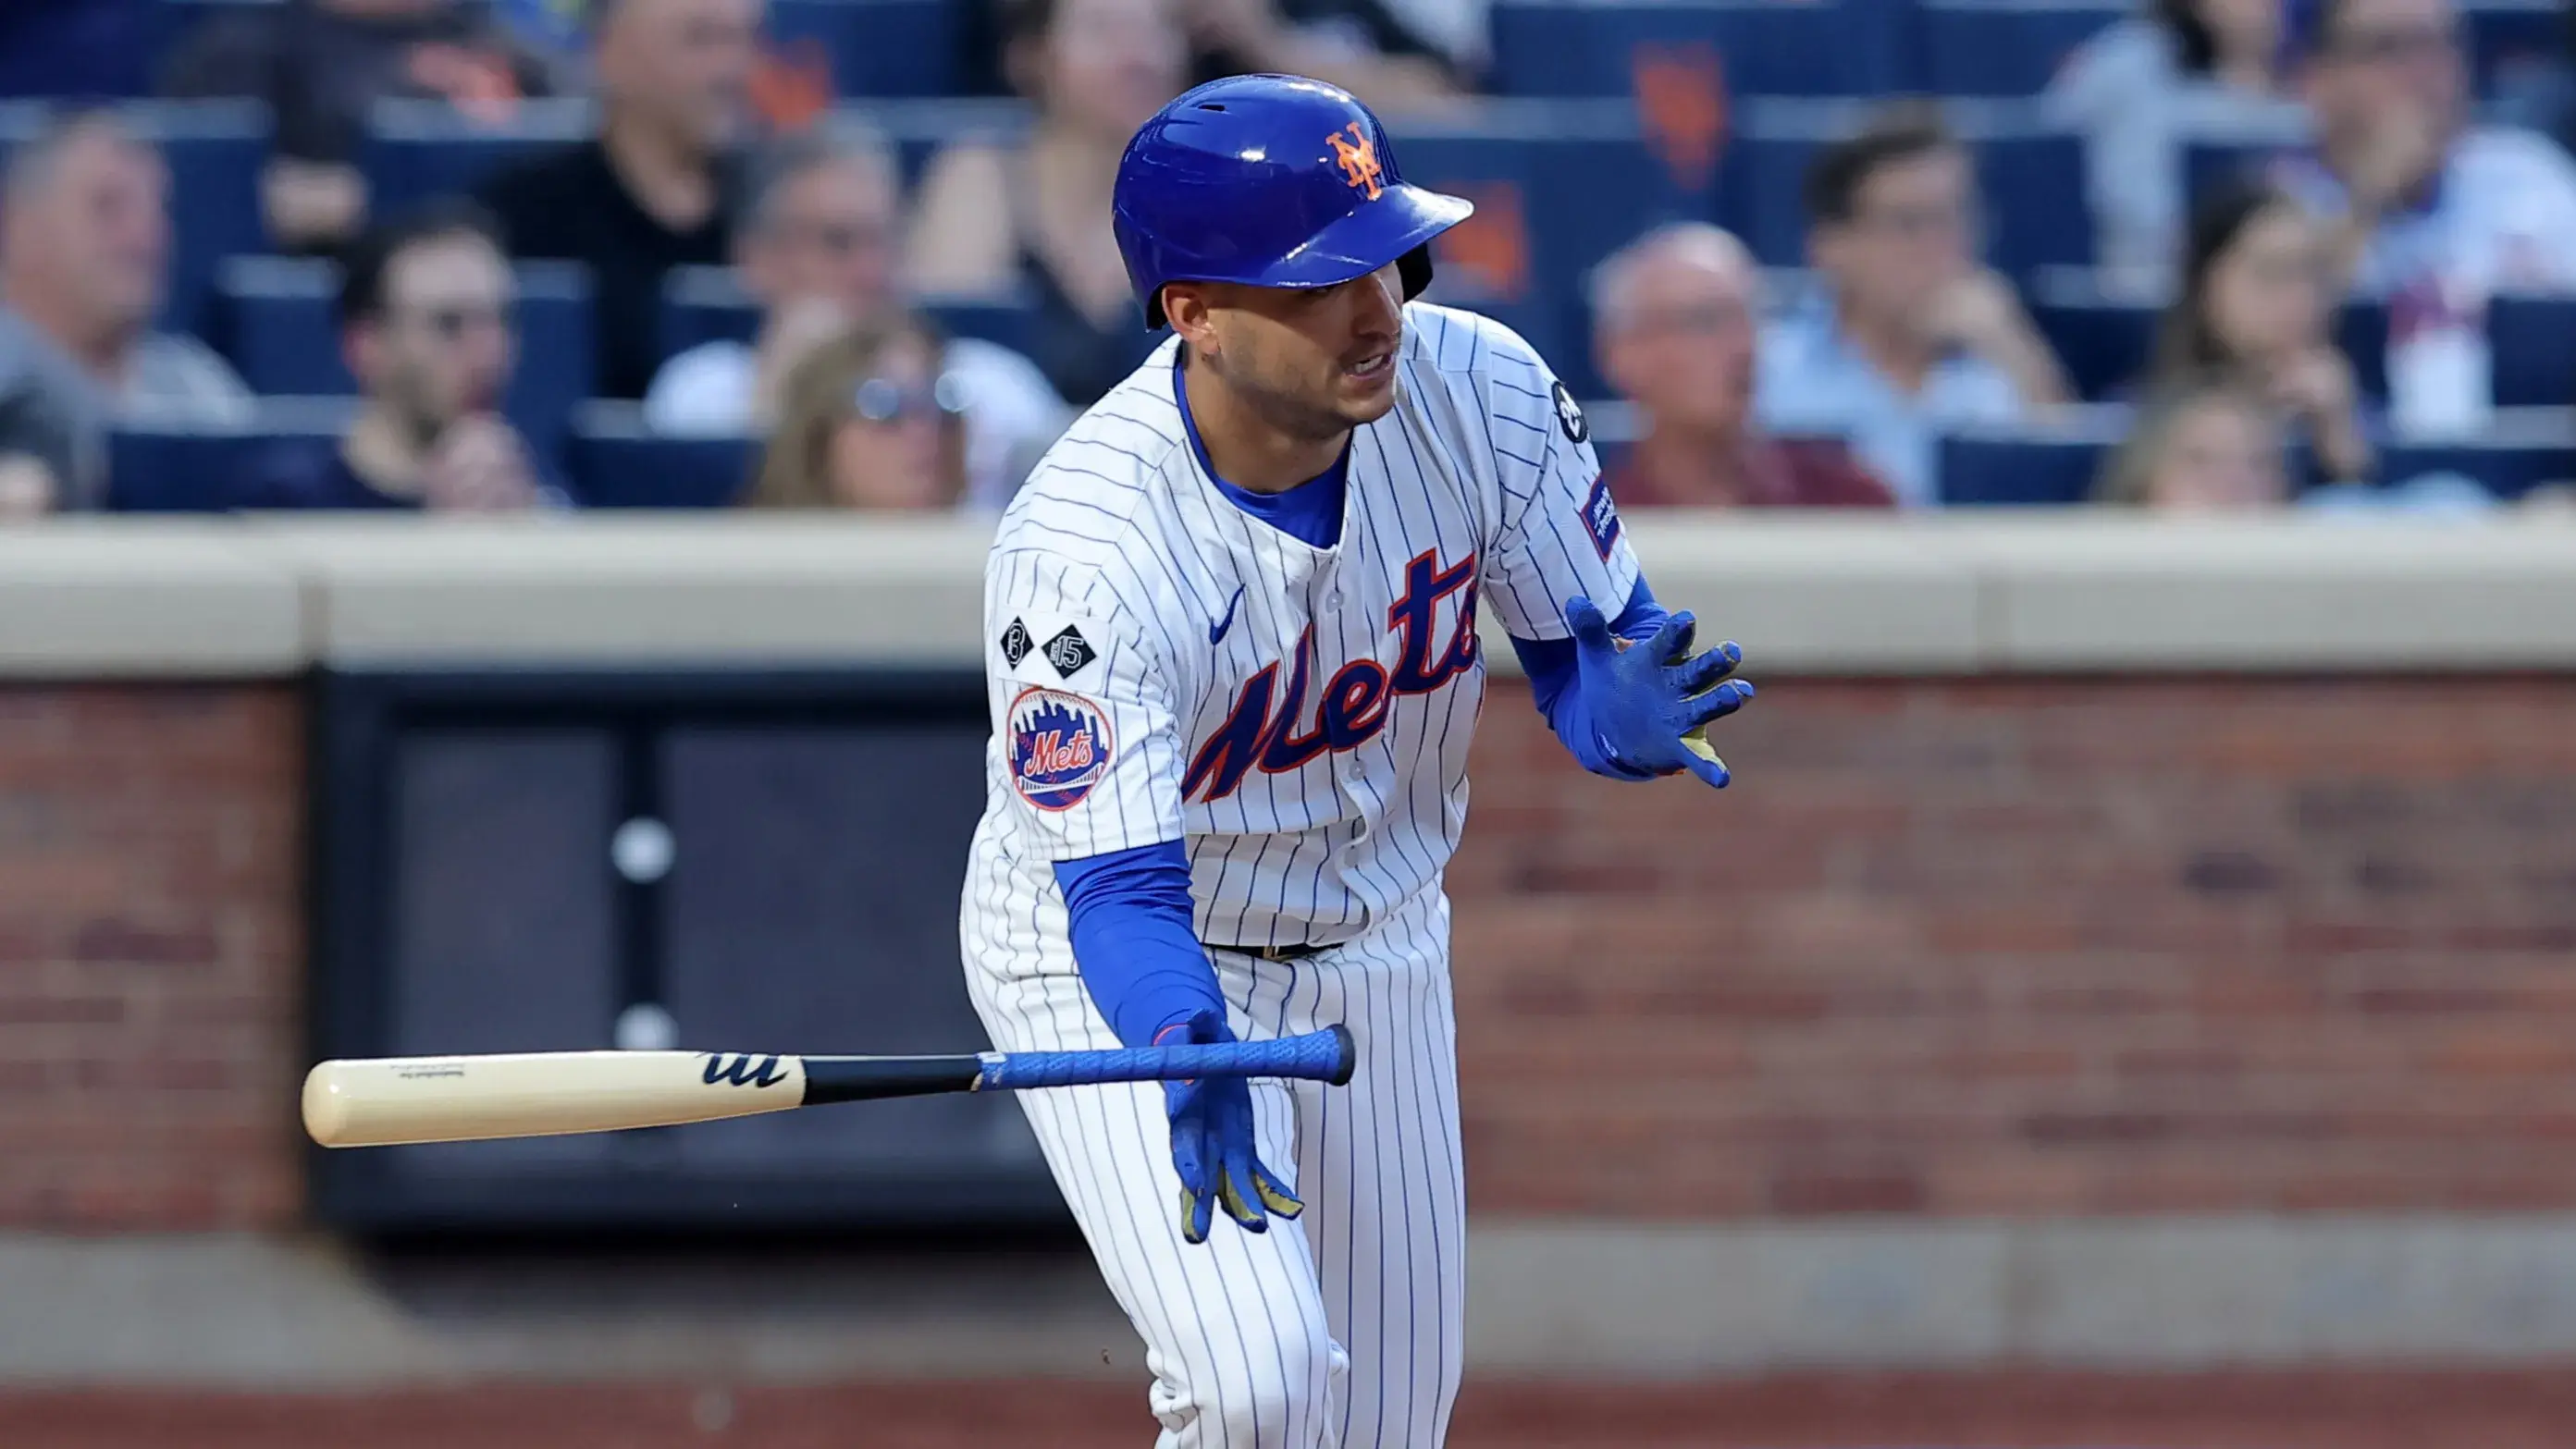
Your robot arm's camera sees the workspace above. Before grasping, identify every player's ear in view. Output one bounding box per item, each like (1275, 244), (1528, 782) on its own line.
(1164, 283), (1218, 353)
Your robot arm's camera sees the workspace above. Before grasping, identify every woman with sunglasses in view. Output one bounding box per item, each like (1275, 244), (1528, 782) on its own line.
(747, 316), (969, 510)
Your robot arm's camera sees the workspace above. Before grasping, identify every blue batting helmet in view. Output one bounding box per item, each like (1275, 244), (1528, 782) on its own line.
(1112, 74), (1473, 329)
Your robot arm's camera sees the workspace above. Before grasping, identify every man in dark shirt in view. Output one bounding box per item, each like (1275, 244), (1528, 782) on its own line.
(240, 204), (549, 510)
(1593, 222), (1894, 509)
(477, 0), (759, 399)
(161, 0), (558, 252)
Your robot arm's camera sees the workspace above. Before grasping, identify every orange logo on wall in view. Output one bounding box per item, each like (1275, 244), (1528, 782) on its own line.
(1328, 123), (1386, 200)
(1633, 43), (1728, 193)
(750, 40), (834, 133)
(1431, 181), (1531, 302)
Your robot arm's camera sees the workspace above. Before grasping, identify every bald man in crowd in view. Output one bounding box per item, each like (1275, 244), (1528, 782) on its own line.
(1592, 223), (1892, 509)
(0, 112), (251, 513)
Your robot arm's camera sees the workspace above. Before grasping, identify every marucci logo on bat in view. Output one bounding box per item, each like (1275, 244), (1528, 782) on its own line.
(702, 1053), (789, 1088)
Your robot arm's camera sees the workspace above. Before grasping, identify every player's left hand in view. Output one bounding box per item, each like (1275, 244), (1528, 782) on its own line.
(1565, 595), (1755, 788)
(1157, 1009), (1303, 1245)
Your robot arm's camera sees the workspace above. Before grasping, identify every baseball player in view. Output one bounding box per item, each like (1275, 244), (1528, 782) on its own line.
(961, 73), (1754, 1448)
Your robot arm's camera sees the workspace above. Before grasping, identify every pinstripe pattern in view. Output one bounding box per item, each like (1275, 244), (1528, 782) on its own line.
(961, 303), (1634, 1447)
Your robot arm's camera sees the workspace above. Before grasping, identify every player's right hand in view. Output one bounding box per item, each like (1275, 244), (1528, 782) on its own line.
(1157, 1010), (1303, 1245)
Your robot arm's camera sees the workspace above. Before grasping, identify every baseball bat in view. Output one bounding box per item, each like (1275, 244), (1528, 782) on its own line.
(302, 1025), (1358, 1148)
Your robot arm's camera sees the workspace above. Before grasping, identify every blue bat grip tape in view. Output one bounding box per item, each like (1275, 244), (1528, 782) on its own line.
(979, 1025), (1356, 1091)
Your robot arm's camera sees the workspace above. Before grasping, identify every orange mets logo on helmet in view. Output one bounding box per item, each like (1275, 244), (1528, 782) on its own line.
(1327, 122), (1383, 200)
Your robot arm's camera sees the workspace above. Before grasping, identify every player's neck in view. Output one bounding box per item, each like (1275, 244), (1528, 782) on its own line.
(1182, 359), (1349, 495)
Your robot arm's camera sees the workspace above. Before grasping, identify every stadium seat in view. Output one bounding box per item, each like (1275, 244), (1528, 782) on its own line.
(860, 98), (1032, 189)
(0, 100), (269, 338)
(2464, 0), (2562, 95)
(2489, 294), (2576, 408)
(2333, 299), (2391, 402)
(661, 267), (760, 360)
(1917, 0), (2128, 97)
(2028, 267), (2160, 400)
(363, 98), (590, 215)
(1389, 102), (1724, 395)
(107, 395), (353, 512)
(1937, 407), (2133, 505)
(1487, 0), (1901, 98)
(659, 266), (1044, 371)
(1730, 99), (2090, 279)
(2375, 409), (2576, 498)
(216, 255), (597, 465)
(566, 403), (756, 508)
(769, 0), (958, 99)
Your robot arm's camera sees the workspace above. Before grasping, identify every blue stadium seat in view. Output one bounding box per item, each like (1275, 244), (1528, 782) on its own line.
(2489, 294), (2576, 408)
(1730, 99), (2090, 279)
(216, 255), (596, 465)
(2465, 0), (2562, 95)
(661, 266), (759, 360)
(108, 396), (353, 512)
(2375, 410), (2576, 498)
(2333, 299), (2390, 401)
(769, 0), (958, 98)
(1917, 0), (2127, 96)
(0, 101), (269, 338)
(1391, 102), (1718, 396)
(859, 99), (1031, 189)
(363, 98), (590, 215)
(2028, 267), (2159, 399)
(1938, 408), (2133, 504)
(1488, 0), (1901, 98)
(567, 404), (755, 508)
(659, 266), (1043, 370)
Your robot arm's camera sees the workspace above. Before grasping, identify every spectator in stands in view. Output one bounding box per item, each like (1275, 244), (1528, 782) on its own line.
(480, 0), (759, 400)
(1181, 0), (1467, 113)
(1756, 105), (2070, 509)
(1591, 223), (1892, 508)
(646, 126), (1070, 508)
(238, 204), (551, 510)
(2046, 0), (2303, 287)
(162, 0), (561, 253)
(0, 114), (252, 512)
(2276, 0), (2576, 434)
(2093, 374), (2293, 506)
(747, 318), (968, 510)
(2151, 178), (2373, 480)
(906, 0), (1187, 404)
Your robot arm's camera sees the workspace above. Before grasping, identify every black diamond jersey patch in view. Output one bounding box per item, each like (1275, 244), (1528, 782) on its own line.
(1043, 625), (1098, 679)
(999, 617), (1034, 668)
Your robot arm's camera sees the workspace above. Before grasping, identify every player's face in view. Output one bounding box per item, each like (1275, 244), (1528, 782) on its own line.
(359, 237), (517, 434)
(1193, 264), (1407, 438)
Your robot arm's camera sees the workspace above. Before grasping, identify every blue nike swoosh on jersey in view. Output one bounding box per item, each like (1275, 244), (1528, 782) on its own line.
(1209, 585), (1245, 645)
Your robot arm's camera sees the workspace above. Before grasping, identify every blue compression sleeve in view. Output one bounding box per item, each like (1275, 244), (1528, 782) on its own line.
(1054, 840), (1227, 1050)
(1510, 577), (1670, 780)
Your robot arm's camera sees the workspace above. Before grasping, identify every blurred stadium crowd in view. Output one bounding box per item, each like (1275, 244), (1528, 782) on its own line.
(2, 0), (2575, 517)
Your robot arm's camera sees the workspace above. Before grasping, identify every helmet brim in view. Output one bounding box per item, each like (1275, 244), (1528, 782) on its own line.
(1144, 182), (1473, 327)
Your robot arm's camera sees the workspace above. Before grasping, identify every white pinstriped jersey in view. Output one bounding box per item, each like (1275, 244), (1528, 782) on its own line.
(967, 302), (1641, 952)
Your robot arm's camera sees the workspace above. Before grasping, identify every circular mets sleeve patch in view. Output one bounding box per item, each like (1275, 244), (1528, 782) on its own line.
(1007, 686), (1115, 811)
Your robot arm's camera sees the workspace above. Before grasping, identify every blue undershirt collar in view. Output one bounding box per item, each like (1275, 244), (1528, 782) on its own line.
(1175, 352), (1350, 550)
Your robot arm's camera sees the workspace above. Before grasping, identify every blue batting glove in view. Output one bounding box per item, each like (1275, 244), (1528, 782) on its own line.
(1564, 595), (1755, 788)
(1158, 1010), (1303, 1245)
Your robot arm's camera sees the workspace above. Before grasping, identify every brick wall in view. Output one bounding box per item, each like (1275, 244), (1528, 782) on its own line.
(0, 685), (302, 1230)
(5, 676), (2572, 1231)
(1452, 677), (2576, 1217)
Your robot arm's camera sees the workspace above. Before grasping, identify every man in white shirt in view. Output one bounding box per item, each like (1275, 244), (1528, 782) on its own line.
(1753, 104), (2069, 507)
(2273, 0), (2576, 427)
(645, 125), (1070, 509)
